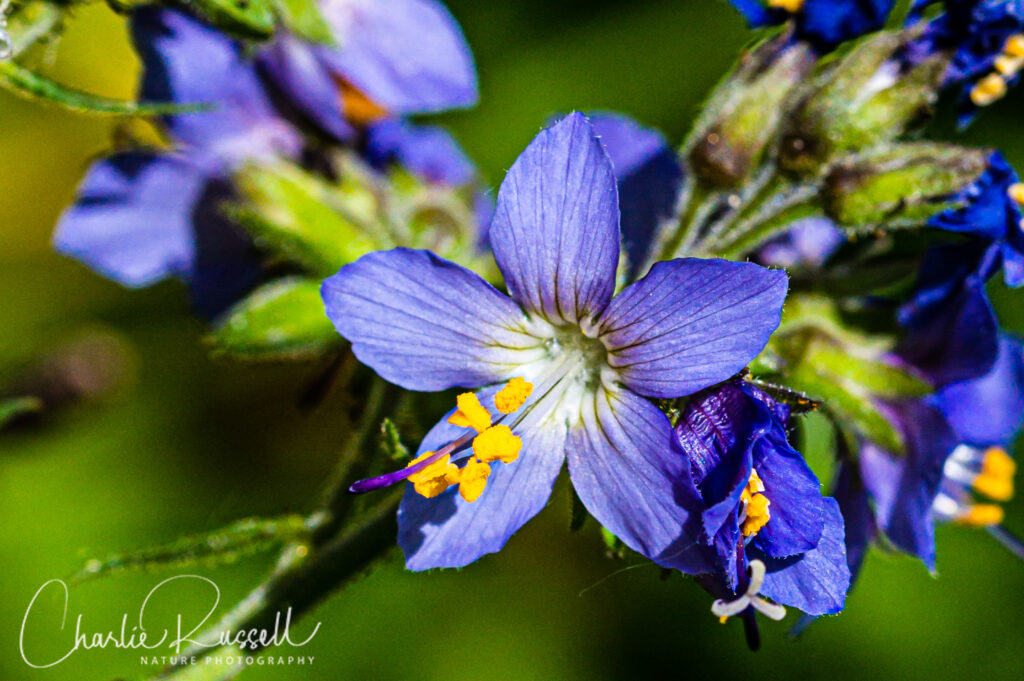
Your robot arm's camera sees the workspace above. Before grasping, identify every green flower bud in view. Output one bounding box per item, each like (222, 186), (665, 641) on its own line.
(823, 143), (990, 229)
(689, 30), (816, 187)
(779, 30), (948, 176)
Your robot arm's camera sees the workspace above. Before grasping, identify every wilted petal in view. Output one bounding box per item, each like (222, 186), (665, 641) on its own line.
(321, 248), (540, 391)
(599, 258), (787, 398)
(489, 113), (620, 324)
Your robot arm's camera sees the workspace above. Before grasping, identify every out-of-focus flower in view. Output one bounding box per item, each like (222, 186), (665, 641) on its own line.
(757, 218), (845, 270)
(673, 382), (850, 619)
(259, 0), (477, 141)
(910, 0), (1024, 124)
(323, 113), (788, 570)
(727, 0), (896, 49)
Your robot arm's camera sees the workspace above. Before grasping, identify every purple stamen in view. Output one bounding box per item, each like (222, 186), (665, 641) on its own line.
(348, 430), (475, 494)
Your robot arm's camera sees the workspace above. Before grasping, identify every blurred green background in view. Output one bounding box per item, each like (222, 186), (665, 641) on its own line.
(3, 1), (1024, 679)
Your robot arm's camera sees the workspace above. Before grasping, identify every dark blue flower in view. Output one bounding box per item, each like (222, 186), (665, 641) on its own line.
(259, 0), (477, 141)
(672, 382), (850, 618)
(322, 113), (789, 570)
(728, 0), (896, 50)
(910, 0), (1024, 124)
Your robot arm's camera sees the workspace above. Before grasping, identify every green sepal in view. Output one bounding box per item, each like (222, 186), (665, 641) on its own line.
(823, 143), (990, 229)
(0, 61), (208, 115)
(274, 0), (335, 45)
(232, 159), (385, 276)
(0, 396), (42, 428)
(208, 277), (342, 361)
(71, 514), (310, 584)
(169, 0), (276, 40)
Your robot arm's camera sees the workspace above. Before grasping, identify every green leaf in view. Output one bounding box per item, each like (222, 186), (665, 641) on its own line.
(0, 61), (208, 115)
(208, 277), (342, 361)
(233, 160), (385, 276)
(0, 397), (42, 428)
(275, 0), (335, 44)
(72, 515), (310, 583)
(171, 0), (276, 40)
(807, 342), (933, 399)
(379, 418), (410, 463)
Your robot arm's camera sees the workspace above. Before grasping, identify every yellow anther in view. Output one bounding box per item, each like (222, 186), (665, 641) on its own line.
(494, 377), (534, 414)
(956, 503), (1005, 527)
(718, 615), (729, 624)
(1009, 183), (1024, 207)
(973, 447), (1016, 501)
(472, 424), (522, 464)
(458, 457), (491, 502)
(448, 392), (492, 432)
(1005, 34), (1024, 58)
(995, 55), (1024, 77)
(407, 452), (460, 499)
(971, 73), (1008, 106)
(337, 78), (388, 126)
(740, 470), (771, 537)
(768, 0), (804, 12)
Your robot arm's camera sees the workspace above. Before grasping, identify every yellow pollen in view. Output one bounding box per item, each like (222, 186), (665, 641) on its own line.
(494, 377), (534, 414)
(472, 424), (522, 464)
(407, 451), (461, 499)
(972, 447), (1016, 501)
(1008, 183), (1024, 208)
(448, 392), (492, 432)
(458, 457), (491, 502)
(740, 470), (771, 537)
(768, 0), (804, 12)
(971, 73), (1008, 106)
(718, 615), (729, 625)
(995, 55), (1024, 76)
(956, 504), (1005, 527)
(1005, 34), (1024, 58)
(337, 78), (388, 126)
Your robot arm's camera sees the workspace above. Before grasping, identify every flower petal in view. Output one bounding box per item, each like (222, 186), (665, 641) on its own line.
(321, 248), (539, 391)
(317, 0), (477, 114)
(132, 8), (299, 164)
(567, 387), (704, 571)
(751, 428), (825, 558)
(599, 258), (788, 399)
(588, 112), (684, 278)
(398, 408), (566, 570)
(53, 152), (205, 287)
(258, 36), (353, 142)
(756, 498), (851, 616)
(366, 119), (475, 186)
(489, 112), (620, 324)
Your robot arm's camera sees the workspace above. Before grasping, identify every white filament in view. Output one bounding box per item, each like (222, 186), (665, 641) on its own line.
(710, 559), (788, 622)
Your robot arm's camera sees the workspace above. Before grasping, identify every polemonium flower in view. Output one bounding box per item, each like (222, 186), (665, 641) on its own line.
(322, 113), (788, 570)
(259, 0), (477, 141)
(932, 336), (1024, 529)
(54, 8), (302, 314)
(756, 218), (845, 270)
(672, 382), (850, 620)
(727, 0), (896, 49)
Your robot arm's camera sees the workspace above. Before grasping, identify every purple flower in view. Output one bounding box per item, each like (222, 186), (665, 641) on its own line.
(756, 218), (845, 270)
(672, 382), (850, 618)
(365, 118), (475, 186)
(321, 113), (788, 570)
(728, 0), (895, 50)
(53, 8), (302, 313)
(259, 0), (477, 141)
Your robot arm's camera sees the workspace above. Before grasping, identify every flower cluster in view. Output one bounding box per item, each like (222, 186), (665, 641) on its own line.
(34, 0), (1024, 655)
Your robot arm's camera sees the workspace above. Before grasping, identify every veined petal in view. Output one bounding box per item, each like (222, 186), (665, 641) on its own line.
(53, 153), (205, 287)
(752, 428), (826, 558)
(599, 258), (788, 399)
(588, 112), (684, 279)
(321, 248), (540, 391)
(317, 0), (477, 114)
(489, 113), (620, 324)
(567, 387), (704, 571)
(398, 409), (566, 570)
(756, 499), (851, 616)
(258, 36), (353, 142)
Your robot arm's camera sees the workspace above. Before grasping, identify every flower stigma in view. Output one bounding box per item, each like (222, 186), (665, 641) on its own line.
(711, 560), (787, 623)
